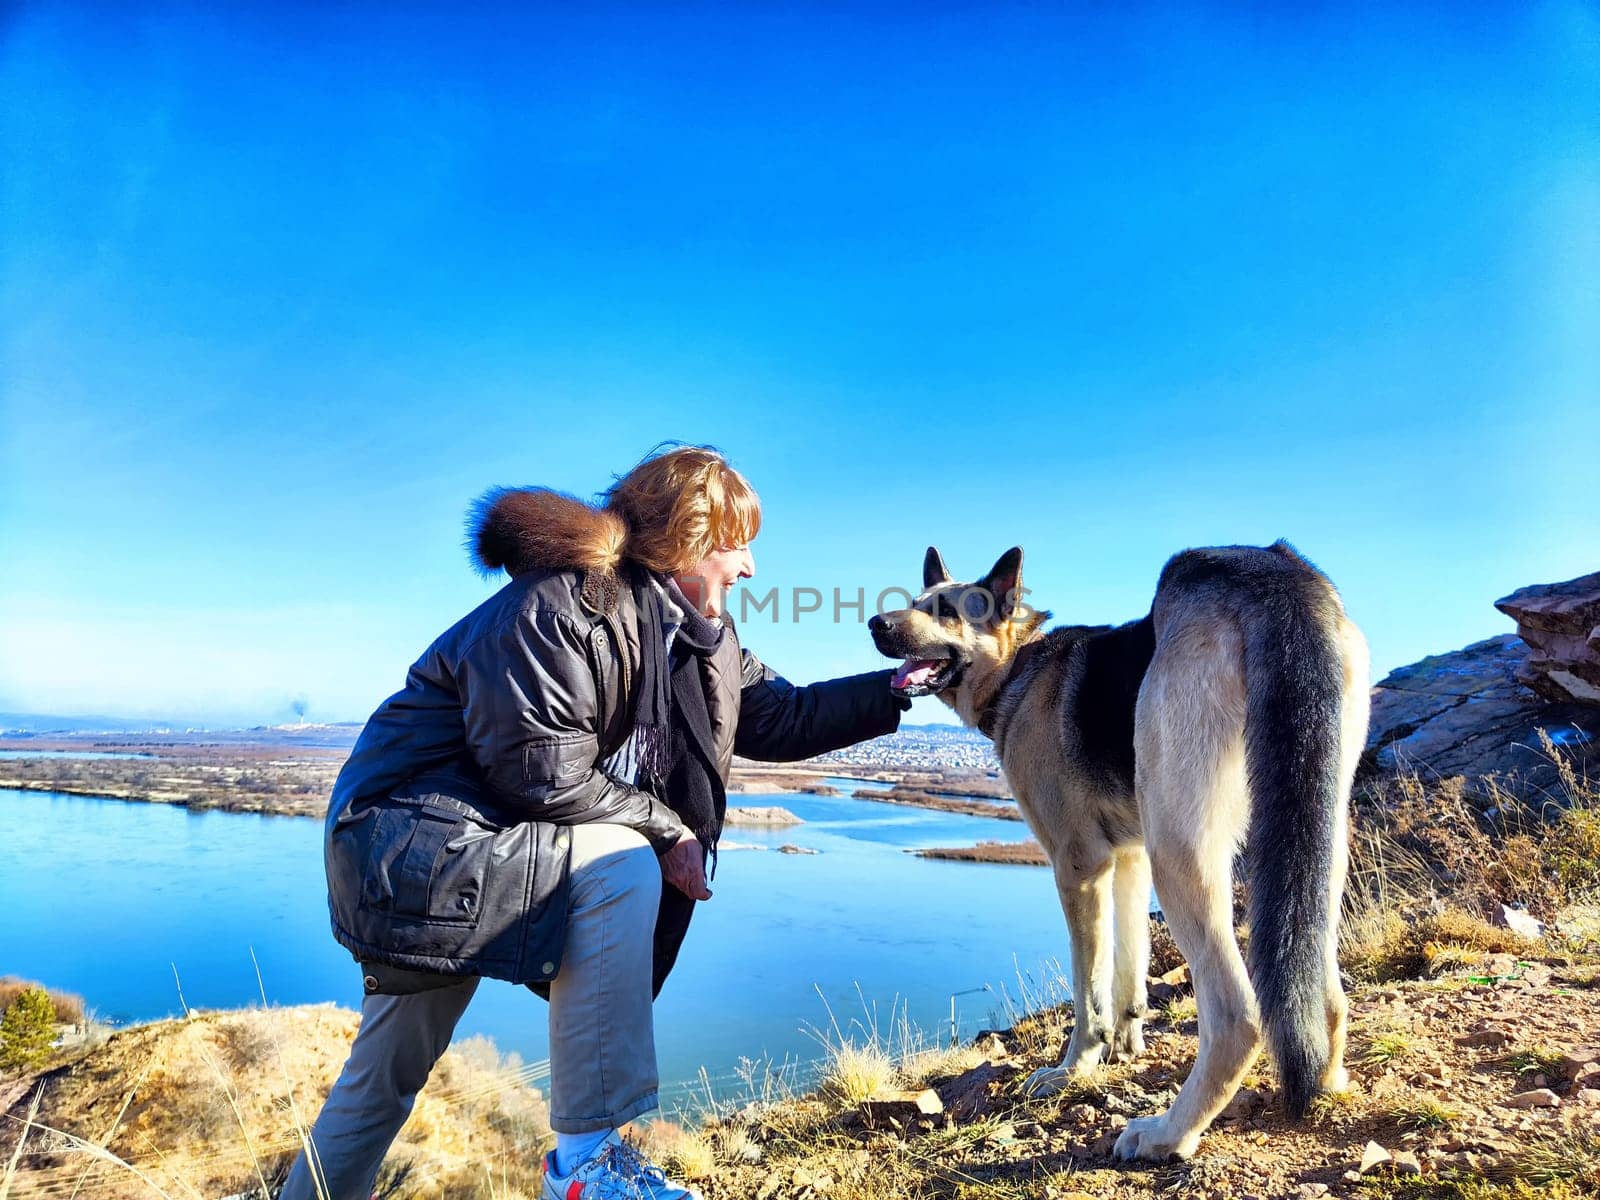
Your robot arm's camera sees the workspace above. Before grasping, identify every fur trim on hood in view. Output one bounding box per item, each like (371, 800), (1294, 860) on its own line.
(468, 487), (628, 579)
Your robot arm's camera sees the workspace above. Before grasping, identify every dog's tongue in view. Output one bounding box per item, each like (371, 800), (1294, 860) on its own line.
(892, 659), (942, 690)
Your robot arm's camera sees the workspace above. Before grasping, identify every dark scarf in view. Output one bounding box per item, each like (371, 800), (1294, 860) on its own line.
(628, 571), (725, 837)
(642, 577), (728, 998)
(657, 577), (725, 847)
(627, 566), (676, 792)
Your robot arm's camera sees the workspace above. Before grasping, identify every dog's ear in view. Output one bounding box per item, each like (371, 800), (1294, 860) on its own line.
(923, 546), (952, 590)
(978, 547), (1024, 622)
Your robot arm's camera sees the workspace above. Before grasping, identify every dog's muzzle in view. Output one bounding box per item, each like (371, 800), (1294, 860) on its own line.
(870, 614), (963, 698)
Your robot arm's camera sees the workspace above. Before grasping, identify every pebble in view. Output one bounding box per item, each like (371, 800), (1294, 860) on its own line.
(1359, 1141), (1391, 1174)
(1504, 1088), (1560, 1109)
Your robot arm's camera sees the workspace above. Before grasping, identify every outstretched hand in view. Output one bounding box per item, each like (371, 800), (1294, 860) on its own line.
(662, 831), (712, 901)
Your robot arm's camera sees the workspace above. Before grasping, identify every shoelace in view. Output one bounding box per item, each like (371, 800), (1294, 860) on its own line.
(580, 1140), (675, 1199)
(609, 1139), (675, 1190)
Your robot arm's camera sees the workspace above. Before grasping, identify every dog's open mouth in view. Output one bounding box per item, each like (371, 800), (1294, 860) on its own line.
(890, 656), (962, 698)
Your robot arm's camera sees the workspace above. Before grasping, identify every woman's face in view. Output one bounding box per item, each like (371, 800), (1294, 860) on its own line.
(674, 542), (755, 618)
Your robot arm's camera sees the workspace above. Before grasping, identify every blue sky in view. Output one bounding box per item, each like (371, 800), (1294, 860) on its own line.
(2, 2), (1597, 726)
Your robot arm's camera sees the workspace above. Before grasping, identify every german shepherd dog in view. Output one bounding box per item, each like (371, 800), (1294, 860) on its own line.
(869, 542), (1370, 1161)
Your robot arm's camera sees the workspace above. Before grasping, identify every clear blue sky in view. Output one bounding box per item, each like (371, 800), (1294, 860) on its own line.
(2, 3), (1596, 726)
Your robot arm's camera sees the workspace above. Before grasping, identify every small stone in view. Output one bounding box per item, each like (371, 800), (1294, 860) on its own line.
(1221, 1086), (1263, 1120)
(1559, 1051), (1600, 1082)
(1485, 953), (1519, 977)
(1495, 903), (1545, 940)
(933, 1061), (1011, 1121)
(1392, 1151), (1423, 1176)
(973, 1032), (1009, 1059)
(1521, 963), (1553, 988)
(1065, 1103), (1098, 1125)
(1359, 1140), (1392, 1174)
(1578, 1089), (1600, 1105)
(1504, 1088), (1560, 1109)
(859, 1088), (944, 1128)
(1298, 1185), (1330, 1199)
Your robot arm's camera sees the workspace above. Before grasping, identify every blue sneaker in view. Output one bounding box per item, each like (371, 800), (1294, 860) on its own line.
(540, 1130), (703, 1200)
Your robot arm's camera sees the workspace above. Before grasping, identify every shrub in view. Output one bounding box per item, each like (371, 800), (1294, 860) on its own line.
(0, 976), (85, 1025)
(0, 986), (58, 1072)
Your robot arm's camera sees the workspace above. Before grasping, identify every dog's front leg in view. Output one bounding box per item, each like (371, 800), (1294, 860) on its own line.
(1110, 845), (1151, 1062)
(1025, 854), (1114, 1096)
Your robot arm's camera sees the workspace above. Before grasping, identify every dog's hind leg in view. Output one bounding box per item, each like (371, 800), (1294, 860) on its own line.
(1116, 635), (1257, 1162)
(1110, 845), (1151, 1062)
(1024, 844), (1115, 1095)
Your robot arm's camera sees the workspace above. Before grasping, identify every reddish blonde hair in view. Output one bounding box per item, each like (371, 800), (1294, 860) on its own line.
(602, 445), (761, 574)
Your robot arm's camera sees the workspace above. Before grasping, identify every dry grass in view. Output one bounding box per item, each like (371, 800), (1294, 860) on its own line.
(1357, 1026), (1419, 1068)
(633, 1121), (718, 1181)
(819, 1041), (900, 1106)
(1341, 742), (1599, 984)
(0, 1004), (551, 1200)
(900, 1043), (988, 1089)
(1389, 1093), (1464, 1130)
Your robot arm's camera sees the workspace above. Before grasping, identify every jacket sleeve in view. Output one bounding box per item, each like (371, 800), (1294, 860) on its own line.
(456, 606), (687, 852)
(733, 649), (908, 763)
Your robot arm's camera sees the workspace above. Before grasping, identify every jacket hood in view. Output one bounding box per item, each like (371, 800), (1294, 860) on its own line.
(469, 487), (628, 578)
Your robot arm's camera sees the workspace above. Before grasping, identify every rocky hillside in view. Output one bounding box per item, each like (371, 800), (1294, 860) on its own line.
(1365, 571), (1600, 802)
(0, 1004), (549, 1199)
(683, 955), (1600, 1200)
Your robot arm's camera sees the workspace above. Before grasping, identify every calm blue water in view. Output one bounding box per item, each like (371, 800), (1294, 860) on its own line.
(0, 787), (1069, 1108)
(0, 750), (156, 760)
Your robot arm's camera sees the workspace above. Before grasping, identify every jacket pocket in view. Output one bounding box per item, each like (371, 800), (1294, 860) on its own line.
(361, 793), (497, 927)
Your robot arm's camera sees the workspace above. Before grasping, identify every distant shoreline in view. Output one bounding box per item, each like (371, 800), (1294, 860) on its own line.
(0, 733), (1016, 823)
(913, 840), (1047, 866)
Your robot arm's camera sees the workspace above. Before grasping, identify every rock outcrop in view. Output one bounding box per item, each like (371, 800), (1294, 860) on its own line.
(1364, 634), (1599, 801)
(1495, 571), (1600, 706)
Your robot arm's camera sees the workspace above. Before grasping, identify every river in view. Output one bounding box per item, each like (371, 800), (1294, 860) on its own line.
(0, 783), (1072, 1111)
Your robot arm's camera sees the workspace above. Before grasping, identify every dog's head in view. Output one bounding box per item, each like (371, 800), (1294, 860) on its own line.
(869, 546), (1046, 716)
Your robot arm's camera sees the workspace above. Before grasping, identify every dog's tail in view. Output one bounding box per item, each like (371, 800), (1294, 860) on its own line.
(1242, 561), (1347, 1119)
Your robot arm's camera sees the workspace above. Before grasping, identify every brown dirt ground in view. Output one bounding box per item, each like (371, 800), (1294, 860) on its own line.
(699, 961), (1600, 1200)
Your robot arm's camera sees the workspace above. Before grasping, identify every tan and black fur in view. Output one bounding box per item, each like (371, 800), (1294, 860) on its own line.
(869, 542), (1370, 1161)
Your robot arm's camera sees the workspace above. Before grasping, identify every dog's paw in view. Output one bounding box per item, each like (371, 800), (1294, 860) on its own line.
(1110, 1020), (1145, 1063)
(1113, 1113), (1200, 1162)
(1319, 1064), (1350, 1094)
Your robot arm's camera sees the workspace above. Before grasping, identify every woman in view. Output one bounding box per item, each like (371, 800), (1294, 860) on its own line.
(282, 446), (906, 1200)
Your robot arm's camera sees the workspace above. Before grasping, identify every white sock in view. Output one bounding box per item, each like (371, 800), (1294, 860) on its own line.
(554, 1128), (613, 1175)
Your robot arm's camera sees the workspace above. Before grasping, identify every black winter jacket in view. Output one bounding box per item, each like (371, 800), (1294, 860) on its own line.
(324, 490), (904, 993)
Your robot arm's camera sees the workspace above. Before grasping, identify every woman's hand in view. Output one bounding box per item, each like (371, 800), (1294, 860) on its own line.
(662, 830), (712, 901)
